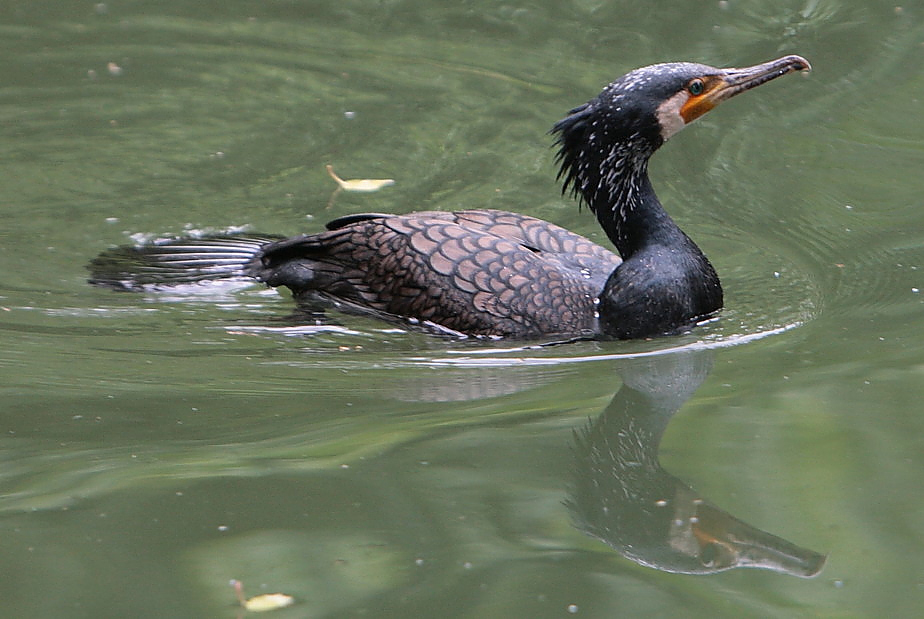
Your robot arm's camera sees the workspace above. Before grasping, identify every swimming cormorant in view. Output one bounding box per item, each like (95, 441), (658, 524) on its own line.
(89, 55), (810, 339)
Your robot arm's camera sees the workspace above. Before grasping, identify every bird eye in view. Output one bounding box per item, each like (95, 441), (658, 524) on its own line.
(688, 79), (705, 96)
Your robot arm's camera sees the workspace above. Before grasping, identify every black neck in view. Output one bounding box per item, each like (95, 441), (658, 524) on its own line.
(583, 148), (682, 258)
(554, 119), (723, 338)
(553, 116), (681, 257)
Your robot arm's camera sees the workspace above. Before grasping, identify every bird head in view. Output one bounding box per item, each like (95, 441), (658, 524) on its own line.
(640, 55), (811, 140)
(553, 55), (811, 204)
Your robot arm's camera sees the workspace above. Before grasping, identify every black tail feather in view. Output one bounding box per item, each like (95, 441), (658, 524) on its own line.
(88, 234), (283, 290)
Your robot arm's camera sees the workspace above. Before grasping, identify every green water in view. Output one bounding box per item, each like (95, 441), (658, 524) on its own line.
(2, 1), (924, 617)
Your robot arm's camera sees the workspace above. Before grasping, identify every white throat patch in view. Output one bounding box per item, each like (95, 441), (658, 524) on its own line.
(656, 90), (690, 140)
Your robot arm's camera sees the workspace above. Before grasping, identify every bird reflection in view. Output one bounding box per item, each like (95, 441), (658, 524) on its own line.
(567, 351), (826, 577)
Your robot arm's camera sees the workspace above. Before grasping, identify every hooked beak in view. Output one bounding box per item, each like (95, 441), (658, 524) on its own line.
(680, 55), (811, 123)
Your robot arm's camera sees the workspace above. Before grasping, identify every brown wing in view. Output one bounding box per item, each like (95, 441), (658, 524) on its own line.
(449, 210), (621, 287)
(257, 209), (622, 337)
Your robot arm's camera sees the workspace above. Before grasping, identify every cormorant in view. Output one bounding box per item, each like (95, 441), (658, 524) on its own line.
(89, 55), (810, 339)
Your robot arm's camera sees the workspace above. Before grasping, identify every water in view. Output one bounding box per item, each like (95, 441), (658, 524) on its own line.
(2, 1), (924, 617)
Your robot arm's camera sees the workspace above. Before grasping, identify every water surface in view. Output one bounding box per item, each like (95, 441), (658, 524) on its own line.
(2, 1), (924, 617)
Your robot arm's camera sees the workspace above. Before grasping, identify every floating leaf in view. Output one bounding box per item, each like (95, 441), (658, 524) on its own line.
(231, 579), (295, 613)
(243, 593), (295, 612)
(326, 165), (395, 192)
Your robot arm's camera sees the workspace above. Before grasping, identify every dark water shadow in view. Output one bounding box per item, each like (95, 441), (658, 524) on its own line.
(567, 351), (826, 577)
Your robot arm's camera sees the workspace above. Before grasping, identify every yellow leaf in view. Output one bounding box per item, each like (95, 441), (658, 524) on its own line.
(244, 593), (295, 612)
(326, 165), (395, 192)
